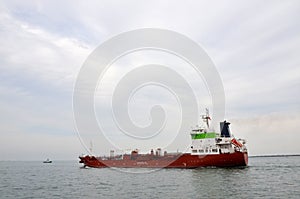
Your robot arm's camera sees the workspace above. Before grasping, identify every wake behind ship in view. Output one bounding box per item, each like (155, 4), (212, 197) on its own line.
(79, 110), (248, 168)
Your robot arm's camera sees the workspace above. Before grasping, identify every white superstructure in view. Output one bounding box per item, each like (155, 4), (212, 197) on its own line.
(189, 109), (247, 155)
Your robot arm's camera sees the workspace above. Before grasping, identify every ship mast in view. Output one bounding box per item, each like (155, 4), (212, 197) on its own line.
(202, 108), (211, 128)
(89, 141), (93, 153)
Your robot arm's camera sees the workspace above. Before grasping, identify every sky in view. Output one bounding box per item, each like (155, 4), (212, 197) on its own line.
(0, 0), (300, 160)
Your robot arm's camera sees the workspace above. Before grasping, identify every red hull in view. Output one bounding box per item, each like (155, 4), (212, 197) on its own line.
(79, 152), (248, 168)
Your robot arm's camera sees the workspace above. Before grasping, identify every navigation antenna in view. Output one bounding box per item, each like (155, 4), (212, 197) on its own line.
(202, 108), (211, 128)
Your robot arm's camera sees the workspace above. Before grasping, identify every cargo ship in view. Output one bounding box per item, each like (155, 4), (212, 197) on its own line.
(79, 110), (248, 168)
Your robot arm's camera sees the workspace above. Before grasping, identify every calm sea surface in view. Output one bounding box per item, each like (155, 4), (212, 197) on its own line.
(1, 156), (299, 199)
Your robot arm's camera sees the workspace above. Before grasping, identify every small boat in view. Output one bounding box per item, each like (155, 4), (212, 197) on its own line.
(43, 158), (52, 163)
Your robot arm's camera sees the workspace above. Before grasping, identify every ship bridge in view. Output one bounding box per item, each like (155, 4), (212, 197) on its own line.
(189, 111), (247, 155)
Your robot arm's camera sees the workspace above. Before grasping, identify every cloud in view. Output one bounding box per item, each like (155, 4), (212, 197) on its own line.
(0, 0), (300, 160)
(0, 8), (91, 86)
(230, 111), (300, 155)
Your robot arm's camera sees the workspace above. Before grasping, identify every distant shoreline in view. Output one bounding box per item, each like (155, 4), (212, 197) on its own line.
(249, 154), (300, 158)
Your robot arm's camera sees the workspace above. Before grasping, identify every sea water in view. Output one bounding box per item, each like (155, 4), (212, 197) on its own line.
(1, 156), (299, 198)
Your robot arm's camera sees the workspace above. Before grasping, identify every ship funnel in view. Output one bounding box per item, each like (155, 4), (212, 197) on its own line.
(220, 121), (231, 137)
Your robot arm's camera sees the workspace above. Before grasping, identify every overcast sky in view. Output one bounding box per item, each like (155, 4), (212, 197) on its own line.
(0, 0), (300, 160)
